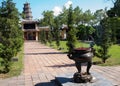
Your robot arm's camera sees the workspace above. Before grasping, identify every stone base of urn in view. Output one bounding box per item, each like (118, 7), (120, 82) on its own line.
(73, 72), (92, 83)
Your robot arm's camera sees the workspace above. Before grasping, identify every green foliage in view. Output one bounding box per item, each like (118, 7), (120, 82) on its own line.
(107, 8), (115, 17)
(82, 10), (94, 25)
(39, 10), (54, 26)
(96, 17), (120, 44)
(0, 44), (4, 66)
(67, 5), (77, 53)
(94, 16), (120, 63)
(73, 6), (83, 25)
(116, 18), (120, 40)
(106, 18), (118, 43)
(58, 7), (69, 25)
(47, 30), (52, 45)
(76, 24), (95, 40)
(39, 4), (108, 45)
(0, 0), (23, 73)
(95, 18), (112, 63)
(1, 47), (23, 78)
(39, 30), (47, 44)
(0, 43), (4, 54)
(47, 40), (120, 66)
(95, 46), (111, 63)
(0, 46), (24, 78)
(107, 6), (120, 43)
(93, 9), (107, 25)
(53, 17), (60, 48)
(20, 12), (25, 19)
(106, 0), (120, 42)
(93, 44), (120, 66)
(39, 10), (54, 44)
(114, 0), (120, 17)
(107, 44), (120, 65)
(95, 18), (118, 44)
(47, 41), (89, 52)
(104, 0), (120, 44)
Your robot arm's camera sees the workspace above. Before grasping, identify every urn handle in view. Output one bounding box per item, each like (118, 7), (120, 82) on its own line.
(67, 53), (73, 59)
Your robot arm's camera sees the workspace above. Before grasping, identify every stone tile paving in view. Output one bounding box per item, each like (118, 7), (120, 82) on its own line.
(0, 41), (120, 86)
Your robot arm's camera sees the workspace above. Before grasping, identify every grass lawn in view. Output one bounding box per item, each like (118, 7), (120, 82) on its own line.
(0, 46), (24, 78)
(47, 40), (90, 52)
(47, 40), (120, 66)
(104, 45), (120, 65)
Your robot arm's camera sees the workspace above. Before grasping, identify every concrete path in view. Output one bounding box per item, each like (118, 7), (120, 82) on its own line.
(0, 41), (120, 86)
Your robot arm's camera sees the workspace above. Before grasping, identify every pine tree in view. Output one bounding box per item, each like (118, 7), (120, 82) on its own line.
(54, 17), (60, 49)
(47, 30), (52, 46)
(95, 18), (112, 63)
(0, 0), (23, 72)
(67, 5), (77, 53)
(39, 30), (47, 44)
(114, 0), (120, 17)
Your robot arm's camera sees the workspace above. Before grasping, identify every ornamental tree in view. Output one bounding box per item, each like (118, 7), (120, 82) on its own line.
(66, 5), (77, 53)
(95, 18), (112, 63)
(53, 17), (60, 49)
(0, 0), (23, 72)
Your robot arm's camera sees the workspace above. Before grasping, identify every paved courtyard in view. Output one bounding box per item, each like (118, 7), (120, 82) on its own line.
(0, 41), (120, 86)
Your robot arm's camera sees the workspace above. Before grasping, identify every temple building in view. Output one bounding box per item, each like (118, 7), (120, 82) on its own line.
(21, 2), (68, 41)
(21, 2), (49, 41)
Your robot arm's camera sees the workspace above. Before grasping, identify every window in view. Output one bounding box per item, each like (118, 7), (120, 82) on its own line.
(24, 23), (35, 29)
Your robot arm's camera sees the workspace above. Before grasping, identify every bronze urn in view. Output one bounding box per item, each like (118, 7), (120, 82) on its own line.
(67, 47), (94, 83)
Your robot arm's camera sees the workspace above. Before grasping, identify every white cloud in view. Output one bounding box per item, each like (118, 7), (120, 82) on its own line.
(64, 0), (73, 9)
(52, 1), (73, 16)
(53, 6), (62, 16)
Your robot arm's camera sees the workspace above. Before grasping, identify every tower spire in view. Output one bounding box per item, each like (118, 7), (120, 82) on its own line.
(23, 2), (33, 20)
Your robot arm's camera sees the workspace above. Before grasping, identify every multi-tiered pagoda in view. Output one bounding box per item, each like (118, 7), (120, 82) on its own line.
(21, 2), (49, 41)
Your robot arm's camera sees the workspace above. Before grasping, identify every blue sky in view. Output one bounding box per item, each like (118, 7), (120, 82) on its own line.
(12, 0), (114, 19)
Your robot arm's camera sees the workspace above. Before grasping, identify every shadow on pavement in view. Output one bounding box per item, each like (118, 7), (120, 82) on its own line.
(25, 52), (67, 55)
(28, 48), (51, 49)
(35, 80), (58, 86)
(46, 63), (89, 68)
(46, 63), (75, 68)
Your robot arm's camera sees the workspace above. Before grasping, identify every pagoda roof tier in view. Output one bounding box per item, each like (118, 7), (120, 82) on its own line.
(21, 19), (38, 24)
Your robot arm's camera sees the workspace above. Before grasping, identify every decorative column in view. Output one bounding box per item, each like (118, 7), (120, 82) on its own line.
(36, 32), (38, 41)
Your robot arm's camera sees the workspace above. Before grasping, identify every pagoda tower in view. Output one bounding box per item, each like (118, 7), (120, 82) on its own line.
(23, 2), (33, 20)
(22, 2), (49, 41)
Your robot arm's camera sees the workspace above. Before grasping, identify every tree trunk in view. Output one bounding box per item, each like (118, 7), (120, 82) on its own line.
(102, 59), (106, 63)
